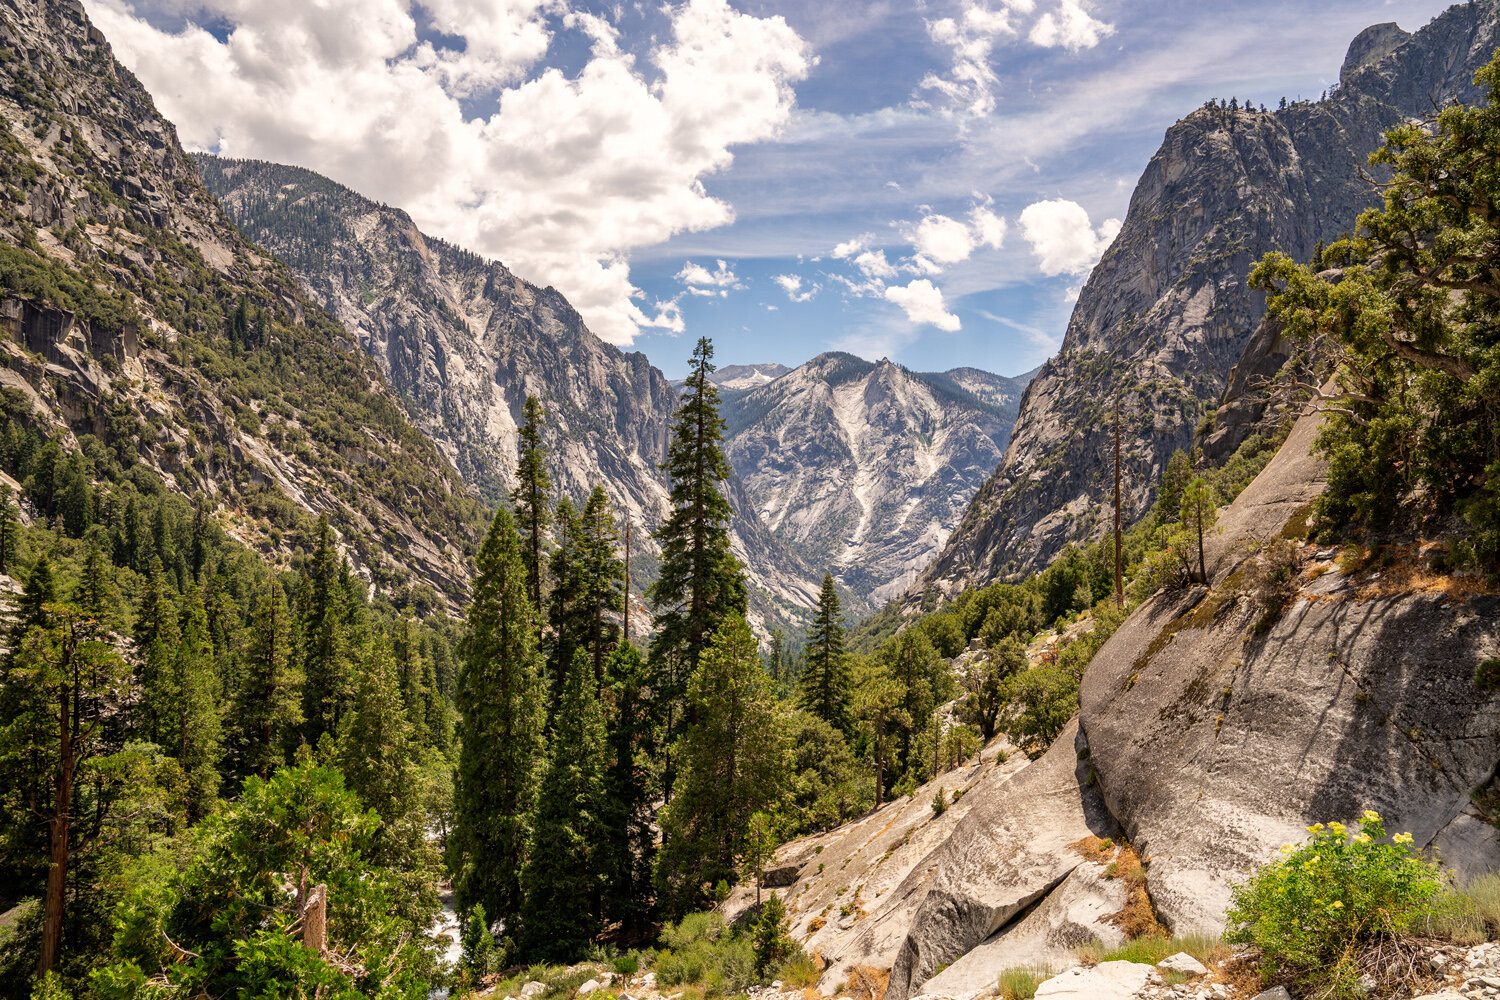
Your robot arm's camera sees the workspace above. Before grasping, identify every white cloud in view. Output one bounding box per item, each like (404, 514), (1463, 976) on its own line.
(913, 213), (976, 264)
(884, 279), (961, 331)
(831, 236), (868, 258)
(921, 0), (1113, 115)
(85, 0), (810, 345)
(676, 259), (743, 295)
(1029, 0), (1113, 51)
(853, 249), (897, 279)
(774, 273), (819, 302)
(1017, 198), (1121, 276)
(969, 204), (1007, 249)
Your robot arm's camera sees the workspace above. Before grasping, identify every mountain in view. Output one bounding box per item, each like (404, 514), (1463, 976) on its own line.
(722, 353), (1029, 606)
(912, 3), (1500, 599)
(0, 0), (483, 602)
(672, 362), (790, 393)
(193, 157), (823, 625)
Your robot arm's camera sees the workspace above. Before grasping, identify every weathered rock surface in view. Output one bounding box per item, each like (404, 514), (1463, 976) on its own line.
(722, 353), (1027, 608)
(1033, 961), (1152, 999)
(856, 721), (1117, 1000)
(913, 0), (1500, 599)
(1078, 406), (1500, 935)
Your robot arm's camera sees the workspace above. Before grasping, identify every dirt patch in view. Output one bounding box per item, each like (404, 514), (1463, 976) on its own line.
(1100, 845), (1164, 940)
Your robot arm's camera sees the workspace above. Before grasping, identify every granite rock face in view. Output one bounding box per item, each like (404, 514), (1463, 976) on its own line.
(913, 0), (1500, 599)
(722, 353), (1027, 609)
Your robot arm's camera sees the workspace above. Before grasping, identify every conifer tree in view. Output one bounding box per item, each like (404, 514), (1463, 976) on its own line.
(340, 633), (421, 864)
(10, 551), (57, 651)
(134, 559), (181, 749)
(233, 579), (302, 779)
(798, 574), (852, 735)
(0, 483), (18, 574)
(518, 650), (608, 960)
(71, 537), (115, 625)
(655, 614), (787, 918)
(649, 337), (746, 794)
(1179, 477), (1219, 584)
(176, 586), (224, 816)
(886, 629), (940, 774)
(853, 658), (907, 809)
(452, 507), (548, 926)
(513, 395), (552, 613)
(301, 516), (350, 742)
(600, 642), (655, 930)
(547, 496), (586, 696)
(580, 486), (623, 682)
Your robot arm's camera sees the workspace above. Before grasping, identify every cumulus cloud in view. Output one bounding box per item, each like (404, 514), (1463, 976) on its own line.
(1029, 0), (1113, 51)
(853, 249), (897, 279)
(913, 213), (976, 264)
(774, 273), (819, 302)
(677, 259), (743, 296)
(884, 279), (961, 331)
(831, 236), (868, 258)
(85, 0), (810, 345)
(1017, 198), (1121, 276)
(970, 204), (1007, 249)
(921, 0), (1113, 115)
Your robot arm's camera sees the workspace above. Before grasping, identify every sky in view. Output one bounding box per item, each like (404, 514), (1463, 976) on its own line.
(84, 0), (1456, 379)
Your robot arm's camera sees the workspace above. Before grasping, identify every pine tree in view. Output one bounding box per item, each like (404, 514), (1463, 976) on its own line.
(72, 537), (116, 625)
(0, 483), (19, 574)
(176, 586), (224, 817)
(649, 337), (746, 795)
(233, 579), (302, 779)
(886, 629), (939, 775)
(798, 574), (852, 735)
(452, 507), (548, 927)
(1179, 477), (1219, 584)
(10, 551), (57, 657)
(518, 650), (608, 961)
(547, 496), (586, 697)
(301, 516), (351, 743)
(1156, 449), (1193, 528)
(853, 658), (908, 809)
(600, 642), (655, 931)
(134, 559), (181, 749)
(513, 395), (552, 614)
(655, 614), (788, 918)
(580, 486), (623, 682)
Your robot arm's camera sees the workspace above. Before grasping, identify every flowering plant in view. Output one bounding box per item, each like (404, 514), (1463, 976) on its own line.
(1225, 811), (1444, 996)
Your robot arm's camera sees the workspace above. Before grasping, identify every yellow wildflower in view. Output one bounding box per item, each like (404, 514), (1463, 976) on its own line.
(1331, 900), (1343, 909)
(1393, 832), (1414, 845)
(1362, 810), (1381, 823)
(1329, 822), (1346, 836)
(1307, 823), (1325, 834)
(1353, 833), (1371, 845)
(1279, 843), (1296, 856)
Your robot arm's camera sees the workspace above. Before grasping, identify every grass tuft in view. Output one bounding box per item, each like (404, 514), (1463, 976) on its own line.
(996, 965), (1053, 1000)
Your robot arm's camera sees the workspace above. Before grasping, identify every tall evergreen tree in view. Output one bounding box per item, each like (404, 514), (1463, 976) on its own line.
(134, 559), (181, 749)
(176, 587), (224, 817)
(648, 337), (746, 795)
(547, 496), (587, 697)
(518, 650), (608, 960)
(0, 483), (18, 574)
(655, 614), (787, 918)
(71, 537), (115, 625)
(301, 516), (350, 743)
(886, 629), (940, 775)
(452, 507), (548, 927)
(339, 633), (422, 866)
(513, 396), (552, 614)
(580, 486), (623, 682)
(600, 642), (655, 931)
(10, 551), (57, 652)
(853, 658), (907, 809)
(798, 574), (852, 735)
(233, 579), (302, 779)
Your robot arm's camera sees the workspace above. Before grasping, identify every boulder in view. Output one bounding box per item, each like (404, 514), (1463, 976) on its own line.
(1033, 961), (1152, 999)
(852, 720), (1117, 1000)
(1156, 952), (1208, 977)
(520, 982), (545, 997)
(1250, 989), (1292, 1000)
(576, 980), (602, 996)
(919, 863), (1128, 1000)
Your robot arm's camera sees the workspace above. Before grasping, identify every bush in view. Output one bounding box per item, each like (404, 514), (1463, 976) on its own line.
(1475, 658), (1500, 691)
(1225, 812), (1446, 998)
(751, 896), (794, 975)
(931, 786), (948, 816)
(611, 954), (640, 976)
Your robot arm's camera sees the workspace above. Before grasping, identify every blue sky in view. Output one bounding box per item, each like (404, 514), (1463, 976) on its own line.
(88, 0), (1454, 379)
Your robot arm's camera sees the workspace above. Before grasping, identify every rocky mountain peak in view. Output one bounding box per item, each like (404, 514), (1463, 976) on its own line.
(1340, 22), (1411, 86)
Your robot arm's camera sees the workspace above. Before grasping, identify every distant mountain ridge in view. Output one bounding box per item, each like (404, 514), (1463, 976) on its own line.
(911, 1), (1500, 600)
(723, 352), (1029, 604)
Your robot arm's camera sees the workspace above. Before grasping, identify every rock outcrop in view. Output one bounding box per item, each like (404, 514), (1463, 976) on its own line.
(722, 353), (1027, 608)
(912, 0), (1500, 599)
(0, 0), (481, 601)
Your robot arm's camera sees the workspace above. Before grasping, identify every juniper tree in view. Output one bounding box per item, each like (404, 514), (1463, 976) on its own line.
(452, 507), (548, 926)
(649, 338), (747, 796)
(513, 395), (552, 613)
(518, 650), (608, 960)
(655, 614), (787, 918)
(798, 574), (852, 736)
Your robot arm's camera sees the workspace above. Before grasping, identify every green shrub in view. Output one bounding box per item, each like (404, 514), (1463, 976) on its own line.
(1475, 658), (1500, 691)
(931, 786), (948, 816)
(752, 896), (794, 975)
(612, 954), (640, 976)
(1225, 812), (1445, 998)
